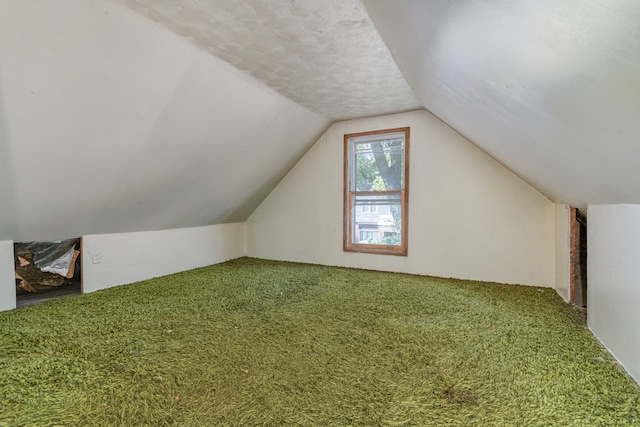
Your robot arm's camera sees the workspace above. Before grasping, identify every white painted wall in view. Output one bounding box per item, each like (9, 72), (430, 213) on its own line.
(82, 223), (244, 293)
(554, 204), (571, 301)
(588, 204), (640, 383)
(0, 240), (15, 311)
(246, 110), (556, 286)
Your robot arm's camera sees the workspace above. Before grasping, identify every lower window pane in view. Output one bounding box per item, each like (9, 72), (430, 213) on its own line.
(352, 193), (402, 246)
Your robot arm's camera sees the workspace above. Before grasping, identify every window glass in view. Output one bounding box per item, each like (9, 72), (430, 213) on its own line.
(344, 128), (409, 255)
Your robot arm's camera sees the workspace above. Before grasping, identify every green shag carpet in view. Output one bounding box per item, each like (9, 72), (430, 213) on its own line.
(1, 258), (639, 426)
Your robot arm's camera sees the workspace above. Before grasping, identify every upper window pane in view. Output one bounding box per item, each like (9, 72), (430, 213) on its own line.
(352, 135), (405, 192)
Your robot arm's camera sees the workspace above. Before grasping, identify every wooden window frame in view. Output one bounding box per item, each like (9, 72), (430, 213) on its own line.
(343, 127), (409, 256)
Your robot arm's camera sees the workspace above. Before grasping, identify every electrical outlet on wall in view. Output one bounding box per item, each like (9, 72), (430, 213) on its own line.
(92, 251), (102, 264)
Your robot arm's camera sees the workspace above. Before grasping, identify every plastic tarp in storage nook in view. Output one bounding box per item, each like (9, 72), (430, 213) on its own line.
(20, 239), (79, 278)
(15, 239), (81, 294)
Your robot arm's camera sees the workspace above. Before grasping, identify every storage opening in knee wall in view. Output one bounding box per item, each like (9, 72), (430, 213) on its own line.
(570, 208), (587, 308)
(14, 238), (82, 307)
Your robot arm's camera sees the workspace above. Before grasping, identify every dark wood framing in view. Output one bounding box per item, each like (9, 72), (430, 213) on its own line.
(569, 208), (577, 303)
(570, 208), (588, 307)
(343, 127), (410, 256)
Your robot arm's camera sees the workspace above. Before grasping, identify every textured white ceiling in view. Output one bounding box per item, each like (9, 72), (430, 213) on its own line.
(114, 0), (421, 120)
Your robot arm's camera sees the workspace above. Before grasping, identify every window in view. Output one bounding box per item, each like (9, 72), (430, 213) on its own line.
(344, 127), (409, 255)
(359, 230), (378, 242)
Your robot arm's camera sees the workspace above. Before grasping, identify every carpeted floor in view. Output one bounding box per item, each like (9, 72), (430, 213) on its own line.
(0, 257), (638, 426)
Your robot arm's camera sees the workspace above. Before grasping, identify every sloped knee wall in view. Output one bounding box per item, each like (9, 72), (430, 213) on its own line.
(588, 204), (640, 383)
(0, 240), (15, 311)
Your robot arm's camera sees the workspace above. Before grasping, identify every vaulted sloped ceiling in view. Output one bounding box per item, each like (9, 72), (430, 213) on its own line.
(0, 0), (334, 242)
(0, 0), (418, 242)
(2, 0), (639, 242)
(115, 0), (640, 209)
(363, 0), (640, 207)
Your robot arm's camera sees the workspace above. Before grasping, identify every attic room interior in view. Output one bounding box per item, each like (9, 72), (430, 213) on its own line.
(1, 0), (640, 424)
